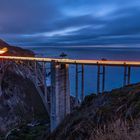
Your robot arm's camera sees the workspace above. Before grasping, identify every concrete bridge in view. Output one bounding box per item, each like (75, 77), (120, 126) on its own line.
(0, 56), (140, 131)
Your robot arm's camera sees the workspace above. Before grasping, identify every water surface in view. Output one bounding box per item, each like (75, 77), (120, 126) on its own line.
(31, 47), (140, 97)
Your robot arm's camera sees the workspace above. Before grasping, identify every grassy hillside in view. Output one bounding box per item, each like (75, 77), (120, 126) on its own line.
(48, 83), (140, 140)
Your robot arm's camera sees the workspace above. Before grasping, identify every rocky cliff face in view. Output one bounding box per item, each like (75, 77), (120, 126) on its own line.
(0, 39), (49, 136)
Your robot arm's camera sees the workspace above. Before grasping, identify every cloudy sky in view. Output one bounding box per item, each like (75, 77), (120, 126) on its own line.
(0, 0), (140, 47)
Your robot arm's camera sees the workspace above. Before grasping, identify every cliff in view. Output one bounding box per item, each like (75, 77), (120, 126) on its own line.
(48, 84), (140, 140)
(0, 39), (49, 138)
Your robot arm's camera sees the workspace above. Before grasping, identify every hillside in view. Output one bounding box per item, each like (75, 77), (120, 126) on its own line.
(48, 83), (140, 140)
(0, 39), (34, 56)
(0, 39), (49, 139)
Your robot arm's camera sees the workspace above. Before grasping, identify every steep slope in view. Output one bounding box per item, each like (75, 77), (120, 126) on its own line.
(0, 39), (49, 137)
(0, 65), (49, 133)
(48, 84), (140, 140)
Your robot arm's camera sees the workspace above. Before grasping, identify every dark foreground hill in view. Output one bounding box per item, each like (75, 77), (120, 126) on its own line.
(48, 83), (140, 140)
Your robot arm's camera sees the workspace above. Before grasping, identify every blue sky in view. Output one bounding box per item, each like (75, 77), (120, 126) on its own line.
(0, 0), (140, 47)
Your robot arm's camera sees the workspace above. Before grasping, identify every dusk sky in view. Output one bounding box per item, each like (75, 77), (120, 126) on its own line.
(0, 0), (140, 47)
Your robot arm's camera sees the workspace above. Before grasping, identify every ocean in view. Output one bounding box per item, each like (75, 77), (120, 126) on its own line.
(30, 46), (140, 97)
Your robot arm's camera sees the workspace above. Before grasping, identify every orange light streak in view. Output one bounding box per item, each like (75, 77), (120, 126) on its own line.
(0, 47), (8, 54)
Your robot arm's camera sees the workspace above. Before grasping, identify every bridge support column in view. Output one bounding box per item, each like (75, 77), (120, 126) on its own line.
(34, 61), (38, 84)
(123, 66), (131, 86)
(75, 64), (79, 105)
(42, 62), (48, 103)
(50, 61), (70, 132)
(81, 64), (84, 102)
(97, 65), (105, 94)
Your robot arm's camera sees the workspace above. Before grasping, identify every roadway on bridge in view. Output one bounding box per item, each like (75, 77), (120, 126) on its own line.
(0, 56), (140, 67)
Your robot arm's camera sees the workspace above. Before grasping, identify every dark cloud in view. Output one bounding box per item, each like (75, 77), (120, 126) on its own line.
(0, 0), (140, 47)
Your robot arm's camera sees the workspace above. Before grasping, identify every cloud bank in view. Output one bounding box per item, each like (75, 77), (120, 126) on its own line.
(0, 0), (140, 47)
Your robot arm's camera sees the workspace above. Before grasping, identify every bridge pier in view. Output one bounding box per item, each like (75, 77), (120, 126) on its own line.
(34, 61), (38, 84)
(42, 62), (48, 103)
(123, 66), (131, 86)
(75, 64), (79, 105)
(97, 65), (105, 94)
(50, 61), (70, 132)
(81, 64), (84, 102)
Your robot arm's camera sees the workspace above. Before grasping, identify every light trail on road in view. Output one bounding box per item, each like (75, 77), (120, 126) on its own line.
(0, 56), (140, 66)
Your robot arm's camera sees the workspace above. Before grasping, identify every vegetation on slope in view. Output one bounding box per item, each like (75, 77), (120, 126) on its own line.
(48, 83), (140, 140)
(0, 39), (49, 139)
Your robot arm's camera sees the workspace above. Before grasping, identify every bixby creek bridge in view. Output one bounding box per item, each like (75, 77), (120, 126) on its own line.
(0, 55), (140, 131)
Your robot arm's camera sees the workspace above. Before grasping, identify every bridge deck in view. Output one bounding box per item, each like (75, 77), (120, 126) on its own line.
(0, 56), (140, 67)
